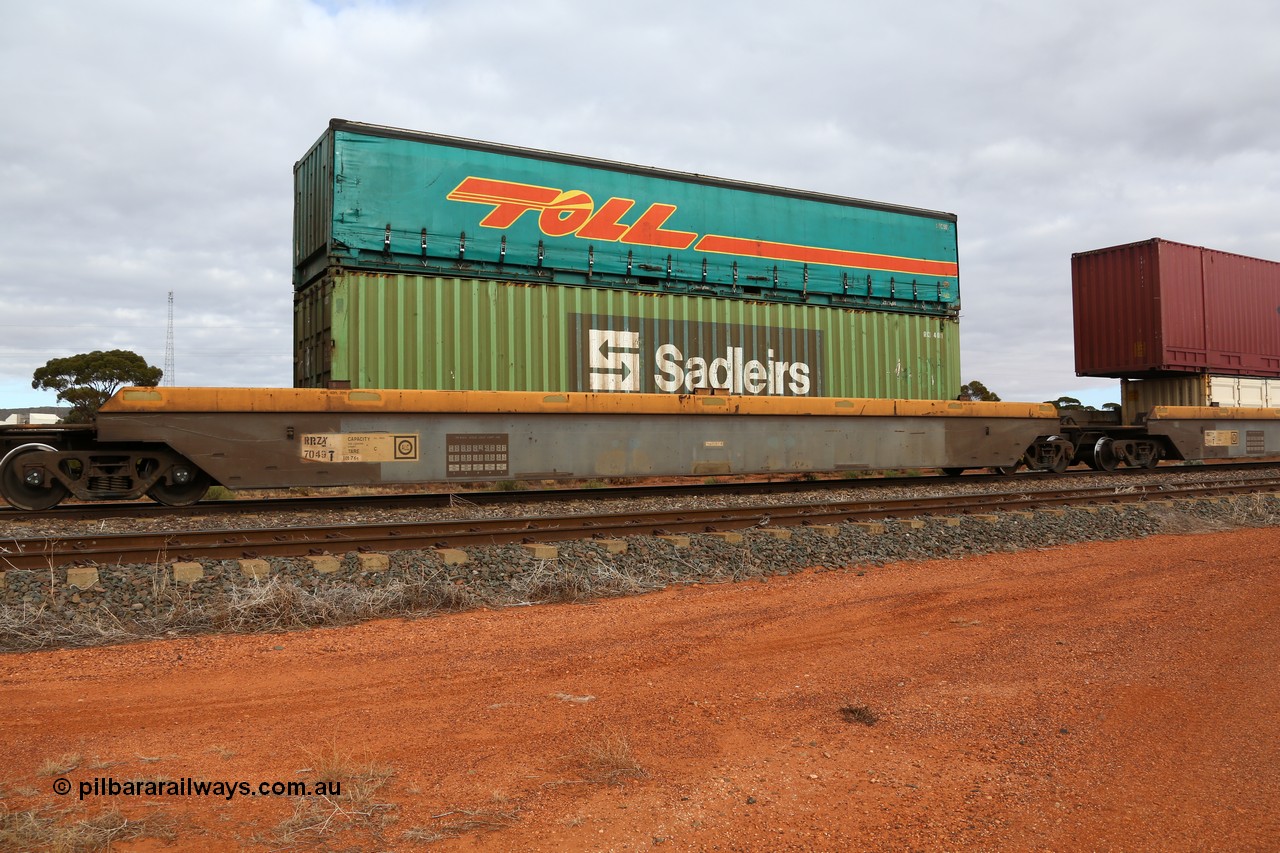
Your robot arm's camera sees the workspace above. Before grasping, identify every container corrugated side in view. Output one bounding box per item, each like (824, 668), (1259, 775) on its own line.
(1120, 374), (1280, 423)
(1121, 376), (1209, 424)
(294, 272), (960, 399)
(293, 131), (333, 288)
(1074, 238), (1280, 378)
(1202, 250), (1280, 375)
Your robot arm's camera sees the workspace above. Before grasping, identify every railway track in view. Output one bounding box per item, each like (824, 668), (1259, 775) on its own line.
(3, 462), (1277, 523)
(3, 475), (1278, 571)
(0, 470), (1023, 521)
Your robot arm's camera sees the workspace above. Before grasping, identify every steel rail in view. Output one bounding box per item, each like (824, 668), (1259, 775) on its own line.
(0, 471), (1025, 521)
(3, 477), (1278, 571)
(4, 461), (1278, 523)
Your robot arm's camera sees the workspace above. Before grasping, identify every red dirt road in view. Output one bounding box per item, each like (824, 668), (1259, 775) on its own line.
(3, 528), (1279, 851)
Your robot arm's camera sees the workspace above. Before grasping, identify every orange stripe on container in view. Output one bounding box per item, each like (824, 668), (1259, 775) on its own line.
(694, 234), (958, 277)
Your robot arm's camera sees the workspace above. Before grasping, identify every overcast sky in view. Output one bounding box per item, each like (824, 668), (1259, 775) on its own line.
(3, 0), (1278, 409)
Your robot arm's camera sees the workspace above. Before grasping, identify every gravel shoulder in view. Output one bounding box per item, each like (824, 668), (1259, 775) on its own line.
(2, 525), (1278, 850)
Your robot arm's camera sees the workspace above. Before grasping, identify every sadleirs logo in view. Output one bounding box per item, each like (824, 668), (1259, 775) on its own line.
(588, 329), (640, 391)
(573, 316), (822, 396)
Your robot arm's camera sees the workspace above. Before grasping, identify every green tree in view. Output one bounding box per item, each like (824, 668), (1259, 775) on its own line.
(1044, 395), (1098, 412)
(958, 379), (1001, 401)
(32, 349), (163, 422)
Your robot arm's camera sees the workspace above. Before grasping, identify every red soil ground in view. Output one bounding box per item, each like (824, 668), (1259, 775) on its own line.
(2, 527), (1278, 851)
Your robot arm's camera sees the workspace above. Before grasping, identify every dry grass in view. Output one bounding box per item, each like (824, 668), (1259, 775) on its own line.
(840, 703), (880, 726)
(38, 753), (82, 776)
(280, 742), (519, 840)
(267, 743), (397, 849)
(401, 825), (450, 843)
(577, 731), (645, 785)
(405, 808), (518, 842)
(1145, 494), (1280, 535)
(1144, 504), (1233, 534)
(509, 558), (665, 605)
(305, 740), (394, 794)
(0, 565), (480, 651)
(1, 546), (725, 651)
(271, 794), (397, 849)
(0, 803), (176, 852)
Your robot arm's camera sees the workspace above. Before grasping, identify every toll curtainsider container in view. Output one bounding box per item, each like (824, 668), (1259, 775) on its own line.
(1073, 238), (1280, 379)
(294, 272), (960, 400)
(294, 120), (960, 316)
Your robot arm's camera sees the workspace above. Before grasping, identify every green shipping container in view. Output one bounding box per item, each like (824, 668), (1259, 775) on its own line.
(295, 271), (960, 399)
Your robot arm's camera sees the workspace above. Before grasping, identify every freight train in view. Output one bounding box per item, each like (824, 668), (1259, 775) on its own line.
(3, 121), (1280, 511)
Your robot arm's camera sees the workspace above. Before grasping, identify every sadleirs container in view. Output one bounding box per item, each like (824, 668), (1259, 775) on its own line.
(295, 120), (959, 317)
(294, 272), (960, 399)
(1073, 238), (1280, 378)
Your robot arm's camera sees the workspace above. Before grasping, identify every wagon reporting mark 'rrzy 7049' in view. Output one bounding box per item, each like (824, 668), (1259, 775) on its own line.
(299, 433), (419, 463)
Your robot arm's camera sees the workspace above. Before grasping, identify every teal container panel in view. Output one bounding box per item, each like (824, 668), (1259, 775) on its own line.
(294, 121), (959, 316)
(294, 272), (961, 400)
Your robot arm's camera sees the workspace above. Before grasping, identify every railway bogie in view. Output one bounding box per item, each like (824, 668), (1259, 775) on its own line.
(1022, 435), (1075, 473)
(0, 439), (211, 510)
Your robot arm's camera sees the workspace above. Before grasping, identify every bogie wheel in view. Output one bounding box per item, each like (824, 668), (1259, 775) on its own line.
(0, 444), (69, 511)
(992, 462), (1022, 475)
(147, 463), (211, 507)
(1089, 437), (1120, 472)
(940, 467), (966, 477)
(1046, 435), (1073, 474)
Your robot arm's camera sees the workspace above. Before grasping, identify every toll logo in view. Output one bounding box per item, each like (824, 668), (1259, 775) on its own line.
(447, 176), (959, 278)
(588, 329), (641, 392)
(448, 177), (697, 250)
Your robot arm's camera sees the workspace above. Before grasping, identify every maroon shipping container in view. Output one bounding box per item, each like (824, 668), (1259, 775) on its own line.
(1073, 238), (1280, 379)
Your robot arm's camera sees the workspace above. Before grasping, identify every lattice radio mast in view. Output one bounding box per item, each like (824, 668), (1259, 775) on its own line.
(164, 291), (175, 386)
